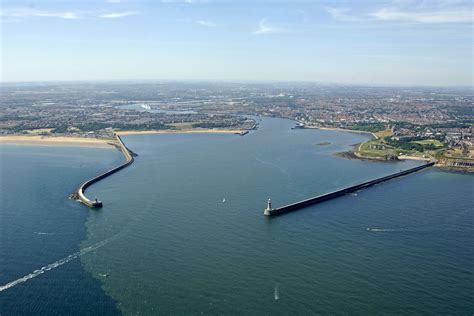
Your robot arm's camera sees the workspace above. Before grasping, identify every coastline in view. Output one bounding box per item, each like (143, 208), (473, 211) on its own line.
(397, 155), (431, 161)
(304, 126), (378, 139)
(115, 128), (244, 136)
(0, 135), (116, 148)
(0, 128), (245, 147)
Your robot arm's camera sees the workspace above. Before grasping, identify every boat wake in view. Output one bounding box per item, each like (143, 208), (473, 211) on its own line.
(255, 156), (290, 178)
(367, 228), (401, 232)
(0, 237), (114, 293)
(35, 232), (55, 235)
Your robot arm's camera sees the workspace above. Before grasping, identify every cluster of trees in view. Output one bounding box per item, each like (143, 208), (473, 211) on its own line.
(344, 123), (386, 133)
(191, 121), (238, 129)
(384, 137), (441, 152)
(449, 107), (474, 117)
(427, 120), (473, 129)
(393, 120), (473, 130)
(52, 122), (171, 133)
(114, 122), (171, 131)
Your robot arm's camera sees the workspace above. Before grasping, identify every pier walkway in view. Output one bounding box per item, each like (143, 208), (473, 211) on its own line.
(76, 134), (134, 208)
(264, 162), (435, 216)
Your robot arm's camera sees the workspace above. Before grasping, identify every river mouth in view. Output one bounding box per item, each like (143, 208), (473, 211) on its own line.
(79, 117), (473, 315)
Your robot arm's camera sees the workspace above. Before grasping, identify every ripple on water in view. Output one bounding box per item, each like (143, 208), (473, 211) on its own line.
(81, 118), (473, 315)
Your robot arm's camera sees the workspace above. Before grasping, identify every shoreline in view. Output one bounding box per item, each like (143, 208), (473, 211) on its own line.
(0, 135), (116, 148)
(115, 128), (244, 135)
(303, 126), (378, 139)
(0, 128), (245, 147)
(337, 149), (472, 173)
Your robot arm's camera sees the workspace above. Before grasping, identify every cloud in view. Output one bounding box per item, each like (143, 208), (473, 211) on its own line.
(161, 0), (194, 3)
(326, 0), (473, 24)
(105, 0), (122, 3)
(325, 7), (366, 22)
(0, 7), (143, 22)
(370, 7), (473, 23)
(1, 8), (80, 20)
(98, 11), (139, 18)
(254, 19), (286, 35)
(196, 20), (218, 27)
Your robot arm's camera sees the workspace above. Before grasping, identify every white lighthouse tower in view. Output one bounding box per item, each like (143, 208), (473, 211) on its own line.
(264, 198), (273, 216)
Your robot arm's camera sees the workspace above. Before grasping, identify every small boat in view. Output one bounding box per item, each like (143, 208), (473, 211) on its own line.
(99, 273), (110, 278)
(274, 286), (279, 300)
(291, 123), (305, 129)
(222, 198), (226, 203)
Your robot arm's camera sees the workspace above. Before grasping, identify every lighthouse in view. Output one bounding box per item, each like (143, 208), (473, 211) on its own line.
(264, 198), (273, 216)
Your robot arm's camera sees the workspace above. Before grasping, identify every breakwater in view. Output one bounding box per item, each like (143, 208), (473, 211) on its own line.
(264, 162), (435, 216)
(76, 135), (134, 208)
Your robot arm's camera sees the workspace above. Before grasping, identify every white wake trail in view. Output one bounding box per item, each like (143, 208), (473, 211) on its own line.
(255, 156), (290, 177)
(0, 238), (112, 292)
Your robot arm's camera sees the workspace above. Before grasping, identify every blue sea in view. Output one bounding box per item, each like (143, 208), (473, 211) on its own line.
(1, 118), (473, 315)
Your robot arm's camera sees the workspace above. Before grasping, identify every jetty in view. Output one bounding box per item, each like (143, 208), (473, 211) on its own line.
(75, 134), (134, 208)
(264, 162), (435, 216)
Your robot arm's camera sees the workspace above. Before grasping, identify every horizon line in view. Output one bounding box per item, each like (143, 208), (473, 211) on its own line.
(1, 78), (472, 89)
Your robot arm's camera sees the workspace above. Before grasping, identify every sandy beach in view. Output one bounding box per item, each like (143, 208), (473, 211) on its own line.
(0, 135), (116, 148)
(0, 129), (244, 147)
(398, 155), (432, 161)
(115, 129), (244, 136)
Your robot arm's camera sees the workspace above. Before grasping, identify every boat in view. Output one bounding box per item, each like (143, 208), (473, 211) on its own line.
(274, 286), (279, 300)
(235, 130), (249, 136)
(222, 198), (226, 203)
(291, 122), (305, 129)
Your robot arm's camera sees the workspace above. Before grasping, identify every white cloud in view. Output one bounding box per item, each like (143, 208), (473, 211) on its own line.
(326, 0), (473, 24)
(325, 7), (366, 22)
(196, 20), (218, 27)
(41, 12), (79, 19)
(0, 7), (142, 22)
(370, 7), (473, 23)
(98, 11), (139, 18)
(254, 19), (286, 35)
(1, 8), (80, 20)
(105, 0), (122, 3)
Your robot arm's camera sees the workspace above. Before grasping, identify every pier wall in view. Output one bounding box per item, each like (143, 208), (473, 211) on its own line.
(266, 162), (434, 216)
(77, 135), (134, 208)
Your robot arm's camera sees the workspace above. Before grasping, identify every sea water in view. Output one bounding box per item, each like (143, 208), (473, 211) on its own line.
(1, 117), (472, 314)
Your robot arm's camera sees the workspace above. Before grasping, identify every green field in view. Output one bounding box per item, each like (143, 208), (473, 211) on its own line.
(357, 138), (439, 160)
(374, 129), (393, 139)
(358, 141), (398, 158)
(411, 139), (444, 147)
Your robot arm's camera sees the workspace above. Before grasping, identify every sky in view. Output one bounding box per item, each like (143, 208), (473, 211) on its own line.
(1, 0), (473, 86)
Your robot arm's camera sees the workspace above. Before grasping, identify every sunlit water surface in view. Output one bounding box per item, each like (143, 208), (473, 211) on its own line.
(1, 117), (472, 315)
